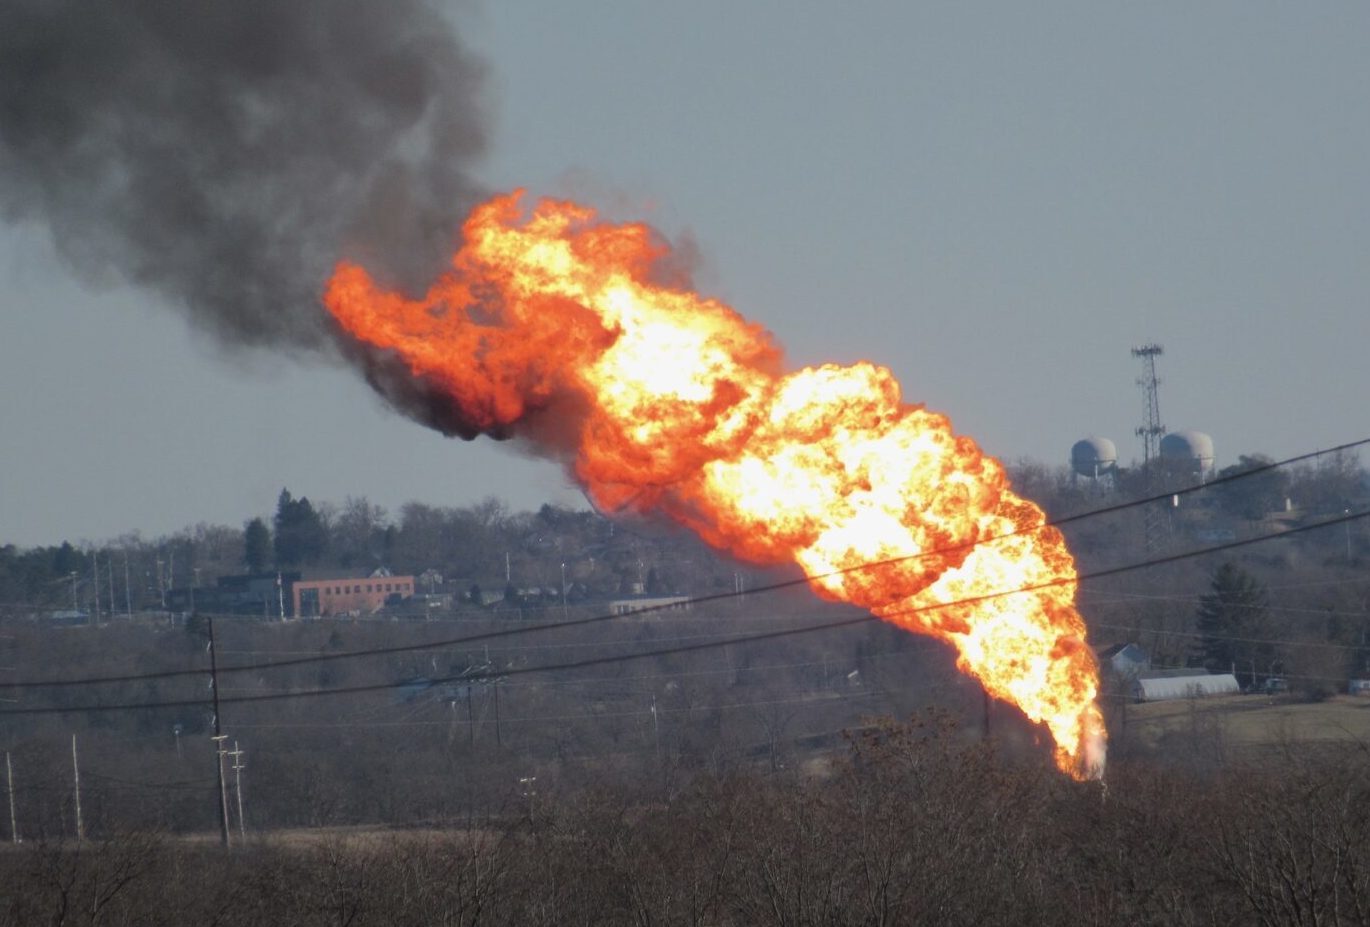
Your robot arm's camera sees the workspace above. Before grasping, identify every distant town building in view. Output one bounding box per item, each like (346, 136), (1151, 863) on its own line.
(607, 595), (692, 616)
(166, 568), (414, 618)
(43, 609), (90, 626)
(293, 569), (415, 617)
(166, 572), (301, 617)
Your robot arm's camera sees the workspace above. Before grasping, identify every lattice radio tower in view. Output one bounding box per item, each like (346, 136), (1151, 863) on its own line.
(1132, 344), (1165, 463)
(1131, 344), (1167, 549)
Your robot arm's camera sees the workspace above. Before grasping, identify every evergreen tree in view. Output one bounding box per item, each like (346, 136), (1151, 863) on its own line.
(273, 489), (327, 567)
(244, 517), (271, 572)
(52, 540), (79, 577)
(1193, 562), (1273, 687)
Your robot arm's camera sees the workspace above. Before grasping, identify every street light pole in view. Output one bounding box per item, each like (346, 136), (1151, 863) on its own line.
(560, 562), (567, 618)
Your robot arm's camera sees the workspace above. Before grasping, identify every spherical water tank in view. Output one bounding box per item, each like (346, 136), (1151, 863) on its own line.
(1071, 437), (1118, 478)
(1160, 430), (1215, 470)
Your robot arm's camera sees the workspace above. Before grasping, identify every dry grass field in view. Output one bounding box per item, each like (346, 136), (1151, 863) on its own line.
(1124, 693), (1370, 752)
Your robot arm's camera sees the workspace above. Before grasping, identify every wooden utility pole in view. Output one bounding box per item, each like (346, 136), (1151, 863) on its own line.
(71, 734), (84, 841)
(492, 681), (502, 747)
(467, 686), (476, 748)
(6, 751), (18, 844)
(229, 741), (246, 841)
(208, 616), (230, 849)
(650, 694), (661, 765)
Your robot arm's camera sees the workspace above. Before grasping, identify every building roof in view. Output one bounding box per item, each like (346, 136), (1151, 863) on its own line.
(1136, 673), (1240, 702)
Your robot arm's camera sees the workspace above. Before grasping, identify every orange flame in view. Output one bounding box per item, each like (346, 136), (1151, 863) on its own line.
(325, 192), (1106, 778)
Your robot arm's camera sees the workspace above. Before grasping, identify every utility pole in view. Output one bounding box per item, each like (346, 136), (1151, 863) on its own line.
(91, 554), (100, 622)
(229, 741), (246, 841)
(123, 553), (132, 617)
(207, 616), (231, 849)
(650, 694), (661, 765)
(492, 680), (502, 747)
(107, 552), (115, 620)
(71, 734), (84, 841)
(6, 751), (18, 844)
(467, 685), (476, 749)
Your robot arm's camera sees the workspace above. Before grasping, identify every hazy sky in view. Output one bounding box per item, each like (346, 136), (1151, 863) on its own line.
(3, 2), (1367, 547)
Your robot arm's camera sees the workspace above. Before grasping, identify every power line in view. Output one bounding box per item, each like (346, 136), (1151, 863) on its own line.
(1081, 589), (1370, 622)
(4, 507), (1367, 718)
(6, 438), (1367, 694)
(231, 688), (894, 731)
(1092, 621), (1369, 654)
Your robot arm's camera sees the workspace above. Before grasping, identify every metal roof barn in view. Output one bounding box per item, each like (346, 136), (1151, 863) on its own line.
(1135, 673), (1240, 702)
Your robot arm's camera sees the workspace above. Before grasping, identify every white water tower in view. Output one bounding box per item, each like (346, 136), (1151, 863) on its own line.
(1160, 430), (1215, 481)
(1071, 436), (1118, 484)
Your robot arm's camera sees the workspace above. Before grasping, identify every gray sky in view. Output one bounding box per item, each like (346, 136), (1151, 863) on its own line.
(3, 1), (1367, 547)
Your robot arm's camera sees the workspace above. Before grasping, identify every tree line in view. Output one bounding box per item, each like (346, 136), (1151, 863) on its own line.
(2, 717), (1368, 926)
(0, 490), (754, 619)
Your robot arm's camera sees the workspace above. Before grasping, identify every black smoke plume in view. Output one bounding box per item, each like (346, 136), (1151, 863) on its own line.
(0, 0), (488, 352)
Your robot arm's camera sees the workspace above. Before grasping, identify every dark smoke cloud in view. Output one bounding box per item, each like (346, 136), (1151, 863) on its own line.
(0, 0), (488, 352)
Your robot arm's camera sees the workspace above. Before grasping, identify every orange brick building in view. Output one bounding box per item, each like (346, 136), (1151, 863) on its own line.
(292, 572), (415, 617)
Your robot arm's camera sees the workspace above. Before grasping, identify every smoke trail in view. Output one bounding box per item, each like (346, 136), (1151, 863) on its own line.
(0, 0), (487, 351)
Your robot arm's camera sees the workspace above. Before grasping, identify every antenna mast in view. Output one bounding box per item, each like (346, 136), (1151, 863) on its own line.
(1131, 344), (1165, 465)
(1131, 344), (1167, 550)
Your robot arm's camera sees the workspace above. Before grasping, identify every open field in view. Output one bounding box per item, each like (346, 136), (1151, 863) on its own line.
(1125, 693), (1370, 751)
